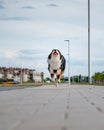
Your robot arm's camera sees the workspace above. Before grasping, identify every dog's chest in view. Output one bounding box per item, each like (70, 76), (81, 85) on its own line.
(50, 57), (61, 69)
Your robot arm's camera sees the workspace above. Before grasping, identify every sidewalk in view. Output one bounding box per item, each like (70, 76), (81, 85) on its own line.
(0, 84), (104, 130)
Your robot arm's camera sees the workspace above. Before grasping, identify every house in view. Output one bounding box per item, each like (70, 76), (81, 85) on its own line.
(22, 69), (30, 82)
(0, 68), (4, 79)
(0, 67), (44, 83)
(33, 71), (44, 83)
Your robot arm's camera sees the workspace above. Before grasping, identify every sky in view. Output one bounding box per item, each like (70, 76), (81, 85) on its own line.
(0, 0), (104, 78)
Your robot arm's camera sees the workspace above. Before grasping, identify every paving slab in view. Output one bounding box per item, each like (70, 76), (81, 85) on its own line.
(0, 84), (104, 130)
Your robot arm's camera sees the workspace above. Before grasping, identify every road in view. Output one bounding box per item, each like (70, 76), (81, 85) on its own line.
(0, 84), (104, 130)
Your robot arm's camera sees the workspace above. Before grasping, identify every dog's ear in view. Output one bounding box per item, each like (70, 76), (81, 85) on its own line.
(48, 49), (54, 59)
(48, 54), (51, 59)
(48, 52), (52, 59)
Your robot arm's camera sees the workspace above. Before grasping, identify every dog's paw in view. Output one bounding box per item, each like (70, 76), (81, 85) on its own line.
(55, 82), (58, 87)
(58, 79), (61, 83)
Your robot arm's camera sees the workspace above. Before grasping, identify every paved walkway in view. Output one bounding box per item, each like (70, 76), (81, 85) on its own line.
(0, 84), (104, 130)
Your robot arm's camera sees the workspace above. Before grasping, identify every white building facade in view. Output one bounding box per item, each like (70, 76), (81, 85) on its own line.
(0, 67), (44, 83)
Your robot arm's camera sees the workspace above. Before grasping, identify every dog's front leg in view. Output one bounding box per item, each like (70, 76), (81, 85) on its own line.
(56, 69), (61, 83)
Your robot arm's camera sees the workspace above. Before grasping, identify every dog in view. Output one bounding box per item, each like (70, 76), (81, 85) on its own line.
(47, 49), (66, 86)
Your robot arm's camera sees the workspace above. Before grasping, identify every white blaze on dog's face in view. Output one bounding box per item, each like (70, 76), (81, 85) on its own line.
(51, 49), (60, 59)
(49, 49), (61, 70)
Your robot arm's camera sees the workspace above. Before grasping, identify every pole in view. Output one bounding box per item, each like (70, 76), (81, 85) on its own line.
(64, 40), (70, 86)
(20, 68), (22, 84)
(20, 53), (22, 84)
(88, 0), (92, 84)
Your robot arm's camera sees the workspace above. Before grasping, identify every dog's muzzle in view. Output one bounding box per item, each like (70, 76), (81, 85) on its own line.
(53, 52), (58, 56)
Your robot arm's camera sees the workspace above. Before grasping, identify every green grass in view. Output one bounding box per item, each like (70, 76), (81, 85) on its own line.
(0, 82), (43, 87)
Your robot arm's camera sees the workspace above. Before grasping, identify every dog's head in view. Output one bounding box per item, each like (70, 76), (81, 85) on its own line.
(49, 49), (61, 59)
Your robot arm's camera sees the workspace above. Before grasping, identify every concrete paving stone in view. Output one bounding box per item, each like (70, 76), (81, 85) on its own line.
(0, 84), (104, 130)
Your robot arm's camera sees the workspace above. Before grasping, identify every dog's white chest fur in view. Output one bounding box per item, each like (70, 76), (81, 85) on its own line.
(49, 56), (61, 70)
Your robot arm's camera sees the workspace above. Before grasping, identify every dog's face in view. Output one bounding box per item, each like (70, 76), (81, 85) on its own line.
(51, 49), (61, 58)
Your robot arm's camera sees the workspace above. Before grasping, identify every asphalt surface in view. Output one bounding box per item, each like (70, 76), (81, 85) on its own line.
(0, 86), (33, 91)
(0, 84), (104, 130)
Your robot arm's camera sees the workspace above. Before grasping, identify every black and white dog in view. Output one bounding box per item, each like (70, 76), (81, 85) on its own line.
(47, 49), (66, 86)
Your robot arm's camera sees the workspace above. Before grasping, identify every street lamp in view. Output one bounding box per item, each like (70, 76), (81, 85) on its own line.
(19, 52), (22, 84)
(88, 0), (92, 84)
(64, 40), (70, 86)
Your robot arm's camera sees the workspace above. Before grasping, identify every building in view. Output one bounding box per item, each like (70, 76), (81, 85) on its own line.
(0, 67), (44, 83)
(33, 71), (44, 83)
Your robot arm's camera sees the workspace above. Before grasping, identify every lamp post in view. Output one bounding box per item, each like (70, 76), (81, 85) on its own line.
(19, 52), (22, 84)
(64, 40), (70, 86)
(88, 0), (92, 84)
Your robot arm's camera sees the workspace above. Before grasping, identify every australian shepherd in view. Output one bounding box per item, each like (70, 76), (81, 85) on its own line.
(47, 49), (66, 86)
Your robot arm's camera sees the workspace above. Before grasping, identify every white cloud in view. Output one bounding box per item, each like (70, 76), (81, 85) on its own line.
(4, 49), (20, 59)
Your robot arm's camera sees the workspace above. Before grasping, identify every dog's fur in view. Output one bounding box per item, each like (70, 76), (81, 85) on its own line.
(47, 49), (66, 84)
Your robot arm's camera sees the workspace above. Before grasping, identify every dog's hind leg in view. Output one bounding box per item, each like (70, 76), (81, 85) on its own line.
(54, 75), (60, 87)
(51, 73), (54, 81)
(55, 78), (58, 87)
(56, 75), (61, 83)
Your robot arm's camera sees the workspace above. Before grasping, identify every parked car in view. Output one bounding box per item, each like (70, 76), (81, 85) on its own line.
(13, 81), (20, 84)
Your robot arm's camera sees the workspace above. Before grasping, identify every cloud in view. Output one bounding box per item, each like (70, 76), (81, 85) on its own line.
(93, 59), (104, 66)
(71, 59), (87, 66)
(20, 49), (39, 55)
(3, 49), (47, 61)
(0, 5), (5, 9)
(47, 3), (58, 7)
(4, 49), (20, 59)
(0, 16), (28, 21)
(22, 6), (35, 9)
(19, 49), (47, 59)
(0, 1), (5, 9)
(20, 49), (47, 55)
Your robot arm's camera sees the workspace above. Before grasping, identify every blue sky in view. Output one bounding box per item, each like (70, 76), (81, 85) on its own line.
(0, 0), (104, 78)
